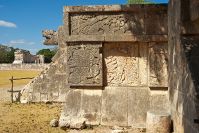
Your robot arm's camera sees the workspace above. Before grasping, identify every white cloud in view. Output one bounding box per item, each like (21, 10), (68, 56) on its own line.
(10, 39), (25, 44)
(3, 39), (35, 46)
(0, 20), (17, 28)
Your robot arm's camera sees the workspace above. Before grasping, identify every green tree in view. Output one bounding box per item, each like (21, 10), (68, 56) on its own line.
(36, 48), (57, 63)
(0, 44), (15, 63)
(128, 0), (153, 4)
(6, 47), (15, 63)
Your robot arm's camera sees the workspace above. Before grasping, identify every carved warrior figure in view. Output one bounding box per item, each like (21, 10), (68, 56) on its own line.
(42, 30), (58, 45)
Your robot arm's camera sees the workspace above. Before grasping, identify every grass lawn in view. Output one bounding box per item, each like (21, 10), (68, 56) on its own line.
(0, 70), (41, 88)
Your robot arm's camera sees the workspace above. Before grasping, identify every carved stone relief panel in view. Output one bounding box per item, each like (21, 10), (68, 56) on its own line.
(149, 43), (168, 87)
(104, 43), (139, 86)
(67, 43), (103, 86)
(70, 12), (144, 35)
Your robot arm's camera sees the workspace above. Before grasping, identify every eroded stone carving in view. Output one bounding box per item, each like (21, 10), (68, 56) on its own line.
(70, 13), (144, 35)
(42, 30), (58, 45)
(67, 43), (103, 86)
(104, 43), (139, 86)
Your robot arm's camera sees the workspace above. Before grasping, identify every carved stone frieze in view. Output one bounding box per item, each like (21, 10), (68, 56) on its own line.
(70, 12), (144, 35)
(67, 43), (103, 86)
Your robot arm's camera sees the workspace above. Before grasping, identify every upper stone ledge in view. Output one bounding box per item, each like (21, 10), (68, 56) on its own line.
(63, 4), (167, 13)
(64, 35), (168, 43)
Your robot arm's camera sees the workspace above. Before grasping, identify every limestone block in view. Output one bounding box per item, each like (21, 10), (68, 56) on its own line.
(31, 83), (42, 92)
(81, 89), (102, 125)
(32, 92), (41, 102)
(101, 87), (128, 126)
(64, 4), (167, 13)
(64, 89), (83, 116)
(104, 43), (139, 86)
(149, 43), (168, 87)
(59, 113), (86, 130)
(146, 111), (171, 133)
(20, 84), (33, 103)
(59, 86), (70, 102)
(128, 87), (150, 126)
(48, 92), (59, 101)
(67, 43), (103, 86)
(50, 119), (59, 127)
(69, 117), (86, 129)
(70, 12), (144, 35)
(149, 89), (169, 112)
(57, 26), (67, 48)
(59, 112), (70, 129)
(40, 93), (48, 101)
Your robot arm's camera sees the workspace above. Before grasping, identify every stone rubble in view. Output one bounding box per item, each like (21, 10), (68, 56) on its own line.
(50, 118), (59, 127)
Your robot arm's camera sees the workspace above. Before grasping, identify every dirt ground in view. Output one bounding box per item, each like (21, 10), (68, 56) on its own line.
(0, 102), (66, 133)
(0, 101), (146, 133)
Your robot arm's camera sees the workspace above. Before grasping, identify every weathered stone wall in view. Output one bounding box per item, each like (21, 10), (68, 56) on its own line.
(0, 64), (48, 71)
(21, 26), (68, 103)
(21, 4), (169, 127)
(61, 4), (168, 127)
(61, 41), (169, 127)
(168, 0), (199, 132)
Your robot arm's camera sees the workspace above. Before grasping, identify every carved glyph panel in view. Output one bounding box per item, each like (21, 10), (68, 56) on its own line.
(70, 12), (144, 35)
(67, 43), (102, 86)
(104, 43), (140, 86)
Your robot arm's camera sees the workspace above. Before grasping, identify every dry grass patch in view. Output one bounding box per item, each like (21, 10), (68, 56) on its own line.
(0, 102), (145, 133)
(0, 70), (40, 88)
(0, 102), (65, 133)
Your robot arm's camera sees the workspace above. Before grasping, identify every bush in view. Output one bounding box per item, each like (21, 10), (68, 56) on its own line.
(0, 44), (15, 63)
(36, 48), (57, 63)
(128, 0), (153, 4)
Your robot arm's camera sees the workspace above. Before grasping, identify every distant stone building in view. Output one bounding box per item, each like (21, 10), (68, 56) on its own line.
(35, 54), (45, 64)
(13, 49), (44, 64)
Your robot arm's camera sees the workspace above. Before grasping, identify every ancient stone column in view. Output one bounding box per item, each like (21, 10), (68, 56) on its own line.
(146, 111), (171, 133)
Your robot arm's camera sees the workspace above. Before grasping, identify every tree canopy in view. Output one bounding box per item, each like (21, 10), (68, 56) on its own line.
(0, 44), (15, 63)
(0, 44), (57, 64)
(36, 48), (57, 63)
(128, 0), (153, 4)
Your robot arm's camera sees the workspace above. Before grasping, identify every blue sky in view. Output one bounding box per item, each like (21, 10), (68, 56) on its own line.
(0, 0), (168, 54)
